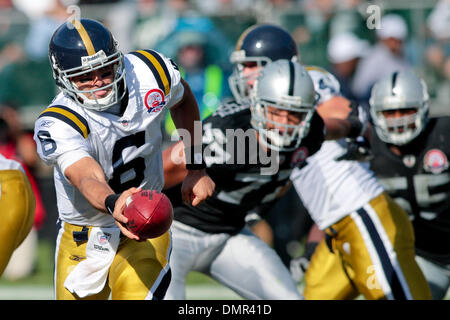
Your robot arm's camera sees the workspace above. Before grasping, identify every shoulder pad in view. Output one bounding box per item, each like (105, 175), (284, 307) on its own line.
(39, 105), (90, 139)
(128, 49), (172, 96)
(213, 100), (250, 118)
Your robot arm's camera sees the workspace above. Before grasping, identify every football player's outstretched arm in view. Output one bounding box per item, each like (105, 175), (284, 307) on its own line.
(163, 140), (187, 189)
(64, 156), (140, 240)
(167, 79), (215, 206)
(317, 96), (366, 140)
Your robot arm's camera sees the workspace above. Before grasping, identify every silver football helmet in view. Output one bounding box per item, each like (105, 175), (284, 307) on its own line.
(251, 60), (316, 152)
(369, 71), (429, 145)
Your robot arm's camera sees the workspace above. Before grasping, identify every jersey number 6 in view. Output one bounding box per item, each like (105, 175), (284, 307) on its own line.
(109, 131), (146, 193)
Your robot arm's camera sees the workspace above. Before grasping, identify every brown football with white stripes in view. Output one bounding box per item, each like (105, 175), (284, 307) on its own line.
(124, 190), (173, 240)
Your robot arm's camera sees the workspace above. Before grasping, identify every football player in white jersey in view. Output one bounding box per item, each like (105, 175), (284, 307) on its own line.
(0, 154), (35, 277)
(289, 67), (431, 299)
(33, 18), (214, 300)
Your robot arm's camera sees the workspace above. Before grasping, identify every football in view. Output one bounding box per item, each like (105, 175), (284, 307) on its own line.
(123, 190), (173, 240)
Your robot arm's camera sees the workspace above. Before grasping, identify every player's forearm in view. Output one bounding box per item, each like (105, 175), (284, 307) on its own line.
(65, 157), (115, 213)
(323, 115), (363, 140)
(163, 141), (188, 189)
(78, 177), (115, 213)
(170, 79), (202, 147)
(323, 117), (352, 140)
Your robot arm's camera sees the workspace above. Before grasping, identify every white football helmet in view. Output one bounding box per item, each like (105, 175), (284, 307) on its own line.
(305, 66), (341, 104)
(369, 71), (429, 145)
(251, 60), (316, 152)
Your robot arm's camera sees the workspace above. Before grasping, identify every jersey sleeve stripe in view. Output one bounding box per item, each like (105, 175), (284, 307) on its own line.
(130, 50), (171, 96)
(143, 49), (172, 92)
(39, 106), (90, 139)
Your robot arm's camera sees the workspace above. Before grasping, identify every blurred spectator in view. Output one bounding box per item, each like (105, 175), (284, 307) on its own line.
(16, 0), (70, 61)
(351, 14), (411, 106)
(288, 0), (336, 66)
(193, 0), (256, 15)
(105, 0), (139, 53)
(0, 102), (46, 229)
(328, 0), (367, 38)
(327, 32), (369, 101)
(0, 0), (63, 109)
(0, 3), (28, 72)
(0, 102), (46, 280)
(154, 16), (233, 136)
(425, 0), (450, 116)
(133, 0), (193, 50)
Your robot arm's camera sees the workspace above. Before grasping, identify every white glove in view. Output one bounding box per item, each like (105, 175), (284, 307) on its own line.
(290, 256), (310, 283)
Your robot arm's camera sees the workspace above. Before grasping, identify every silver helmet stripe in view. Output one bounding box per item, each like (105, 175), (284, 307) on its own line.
(391, 71), (398, 96)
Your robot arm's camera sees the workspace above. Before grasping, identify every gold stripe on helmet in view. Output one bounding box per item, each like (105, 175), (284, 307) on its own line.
(72, 20), (96, 56)
(305, 66), (328, 73)
(235, 24), (261, 50)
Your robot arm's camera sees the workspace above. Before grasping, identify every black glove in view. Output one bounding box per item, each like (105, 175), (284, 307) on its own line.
(335, 136), (374, 162)
(290, 242), (319, 283)
(346, 101), (368, 138)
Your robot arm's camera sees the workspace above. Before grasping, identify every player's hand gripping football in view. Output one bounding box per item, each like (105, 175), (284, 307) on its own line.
(181, 169), (215, 206)
(111, 187), (142, 241)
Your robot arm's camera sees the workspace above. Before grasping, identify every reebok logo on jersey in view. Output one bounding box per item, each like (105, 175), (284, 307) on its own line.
(40, 120), (55, 128)
(145, 88), (166, 113)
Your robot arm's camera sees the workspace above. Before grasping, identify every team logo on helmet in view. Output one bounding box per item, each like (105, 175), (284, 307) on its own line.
(291, 146), (308, 167)
(145, 88), (166, 113)
(423, 149), (449, 174)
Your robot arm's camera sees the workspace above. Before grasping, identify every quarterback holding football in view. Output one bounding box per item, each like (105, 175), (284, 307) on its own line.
(34, 18), (214, 300)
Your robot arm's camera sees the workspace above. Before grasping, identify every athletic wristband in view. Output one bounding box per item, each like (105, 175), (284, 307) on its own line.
(184, 145), (206, 170)
(105, 194), (121, 215)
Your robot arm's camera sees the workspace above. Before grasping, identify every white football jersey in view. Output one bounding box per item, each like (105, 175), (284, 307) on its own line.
(34, 50), (184, 227)
(290, 139), (384, 230)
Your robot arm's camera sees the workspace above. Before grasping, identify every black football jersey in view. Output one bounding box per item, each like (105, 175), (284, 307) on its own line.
(370, 116), (450, 265)
(165, 100), (325, 234)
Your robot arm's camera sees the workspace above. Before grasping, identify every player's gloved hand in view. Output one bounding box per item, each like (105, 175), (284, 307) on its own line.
(290, 242), (319, 283)
(290, 256), (310, 283)
(346, 102), (368, 138)
(335, 136), (374, 162)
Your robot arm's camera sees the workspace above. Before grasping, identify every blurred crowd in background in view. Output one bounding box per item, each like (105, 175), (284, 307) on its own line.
(0, 0), (449, 280)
